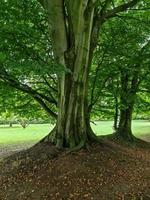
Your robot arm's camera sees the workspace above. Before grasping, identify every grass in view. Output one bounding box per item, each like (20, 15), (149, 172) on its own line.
(0, 120), (149, 145)
(92, 120), (150, 136)
(0, 124), (53, 144)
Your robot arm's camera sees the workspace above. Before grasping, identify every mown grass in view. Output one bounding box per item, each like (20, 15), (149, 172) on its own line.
(92, 120), (150, 136)
(0, 124), (52, 144)
(0, 120), (149, 144)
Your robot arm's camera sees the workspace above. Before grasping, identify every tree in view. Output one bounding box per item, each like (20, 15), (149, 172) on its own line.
(0, 0), (144, 149)
(39, 0), (142, 148)
(90, 10), (150, 140)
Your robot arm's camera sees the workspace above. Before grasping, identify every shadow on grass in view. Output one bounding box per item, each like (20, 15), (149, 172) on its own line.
(99, 133), (150, 149)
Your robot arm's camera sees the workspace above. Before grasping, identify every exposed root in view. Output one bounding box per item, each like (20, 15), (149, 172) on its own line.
(67, 139), (97, 154)
(87, 128), (102, 144)
(39, 126), (56, 144)
(114, 129), (137, 142)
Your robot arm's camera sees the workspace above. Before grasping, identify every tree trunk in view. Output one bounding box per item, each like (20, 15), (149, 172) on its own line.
(115, 68), (139, 141)
(9, 122), (13, 128)
(116, 105), (134, 141)
(44, 0), (98, 149)
(113, 96), (119, 131)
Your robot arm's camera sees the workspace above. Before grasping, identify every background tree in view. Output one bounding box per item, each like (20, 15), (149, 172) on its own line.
(89, 9), (150, 140)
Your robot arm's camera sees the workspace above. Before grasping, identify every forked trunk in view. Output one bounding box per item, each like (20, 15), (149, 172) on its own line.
(45, 0), (98, 148)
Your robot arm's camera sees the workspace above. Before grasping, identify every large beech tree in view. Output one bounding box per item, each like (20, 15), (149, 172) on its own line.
(38, 0), (140, 148)
(0, 0), (142, 149)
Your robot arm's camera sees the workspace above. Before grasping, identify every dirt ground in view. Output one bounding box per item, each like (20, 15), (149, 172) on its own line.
(0, 142), (35, 159)
(0, 136), (150, 200)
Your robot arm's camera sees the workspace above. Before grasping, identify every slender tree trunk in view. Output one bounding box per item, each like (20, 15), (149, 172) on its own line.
(9, 122), (13, 128)
(113, 96), (119, 131)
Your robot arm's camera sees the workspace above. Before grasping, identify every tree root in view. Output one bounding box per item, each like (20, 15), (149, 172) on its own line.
(88, 132), (102, 144)
(66, 139), (97, 154)
(39, 126), (56, 144)
(67, 140), (86, 153)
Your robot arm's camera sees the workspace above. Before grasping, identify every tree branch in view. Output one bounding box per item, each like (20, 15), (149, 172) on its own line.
(0, 69), (58, 118)
(89, 52), (105, 109)
(33, 96), (57, 119)
(42, 75), (57, 93)
(103, 0), (140, 19)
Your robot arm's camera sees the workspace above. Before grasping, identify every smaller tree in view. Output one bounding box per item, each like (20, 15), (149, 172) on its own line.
(1, 111), (16, 127)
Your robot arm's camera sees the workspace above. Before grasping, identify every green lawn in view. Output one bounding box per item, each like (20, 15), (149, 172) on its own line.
(0, 124), (52, 144)
(0, 120), (149, 144)
(92, 120), (150, 136)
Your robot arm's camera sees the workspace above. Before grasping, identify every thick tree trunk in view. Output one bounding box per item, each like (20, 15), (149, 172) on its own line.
(56, 92), (94, 148)
(41, 102), (98, 148)
(44, 0), (98, 149)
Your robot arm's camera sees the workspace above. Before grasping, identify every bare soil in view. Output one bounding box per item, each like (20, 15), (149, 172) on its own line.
(0, 142), (35, 159)
(0, 136), (150, 200)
